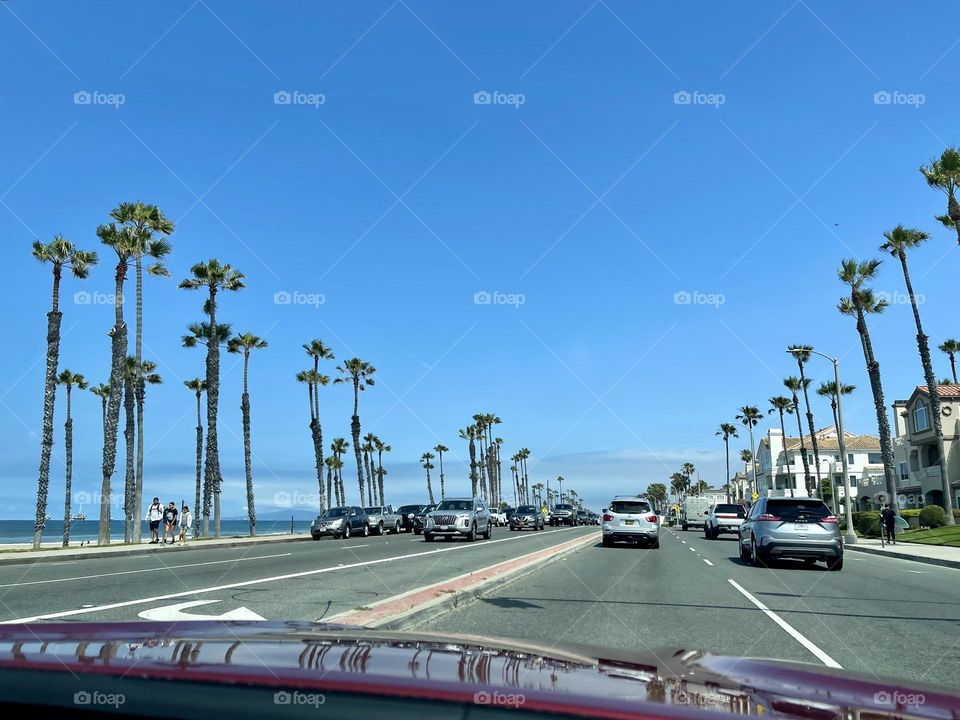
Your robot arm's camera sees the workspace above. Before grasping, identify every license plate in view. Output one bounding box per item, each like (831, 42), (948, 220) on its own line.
(624, 520), (635, 525)
(795, 523), (808, 531)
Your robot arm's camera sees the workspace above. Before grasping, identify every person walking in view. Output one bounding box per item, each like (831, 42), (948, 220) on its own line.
(145, 498), (164, 544)
(161, 502), (179, 546)
(880, 502), (897, 545)
(178, 505), (192, 547)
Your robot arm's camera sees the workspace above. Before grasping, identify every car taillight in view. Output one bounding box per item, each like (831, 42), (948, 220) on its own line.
(603, 513), (614, 522)
(821, 515), (838, 523)
(644, 514), (657, 522)
(757, 513), (780, 521)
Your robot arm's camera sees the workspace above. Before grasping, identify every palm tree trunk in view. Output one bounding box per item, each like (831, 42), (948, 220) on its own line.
(828, 399), (840, 515)
(194, 391), (202, 539)
(522, 459), (530, 505)
(438, 451), (445, 500)
(351, 415), (364, 506)
(100, 263), (127, 546)
(377, 450), (385, 506)
(326, 465), (333, 508)
(723, 437), (731, 504)
(790, 396), (811, 497)
(364, 450), (373, 504)
(468, 437), (477, 497)
(797, 363), (823, 499)
(949, 194), (960, 245)
(425, 466), (434, 504)
(123, 372), (135, 543)
(34, 308), (61, 549)
(62, 388), (73, 547)
(950, 353), (958, 384)
(205, 289), (222, 538)
(777, 410), (794, 498)
(242, 352), (256, 536)
(133, 258), (144, 544)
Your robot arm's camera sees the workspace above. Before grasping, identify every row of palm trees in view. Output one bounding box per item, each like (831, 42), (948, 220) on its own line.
(668, 462), (709, 504)
(712, 148), (960, 525)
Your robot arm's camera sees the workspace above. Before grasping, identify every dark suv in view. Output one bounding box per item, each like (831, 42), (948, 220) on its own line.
(412, 504), (435, 535)
(397, 503), (429, 533)
(738, 497), (842, 570)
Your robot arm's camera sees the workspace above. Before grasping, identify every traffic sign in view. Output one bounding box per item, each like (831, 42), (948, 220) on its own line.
(751, 492), (759, 502)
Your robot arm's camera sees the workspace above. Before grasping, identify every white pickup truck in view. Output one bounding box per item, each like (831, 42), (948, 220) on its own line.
(362, 505), (403, 535)
(488, 506), (507, 526)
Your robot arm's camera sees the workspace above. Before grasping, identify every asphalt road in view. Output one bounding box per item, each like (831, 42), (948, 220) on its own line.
(0, 525), (589, 624)
(415, 525), (960, 691)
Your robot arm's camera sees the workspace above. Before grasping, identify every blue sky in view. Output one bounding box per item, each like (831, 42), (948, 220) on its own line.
(1, 1), (959, 518)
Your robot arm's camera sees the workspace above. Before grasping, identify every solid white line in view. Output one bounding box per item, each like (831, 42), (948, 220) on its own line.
(2, 528), (578, 623)
(727, 579), (841, 668)
(703, 559), (714, 566)
(344, 544), (370, 549)
(0, 553), (294, 589)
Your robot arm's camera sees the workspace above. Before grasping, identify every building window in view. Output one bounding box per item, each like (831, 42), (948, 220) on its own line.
(868, 453), (882, 464)
(848, 453), (854, 465)
(914, 403), (930, 432)
(834, 454), (841, 462)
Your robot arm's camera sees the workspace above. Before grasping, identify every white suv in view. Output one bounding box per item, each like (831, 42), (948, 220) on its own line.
(704, 502), (745, 539)
(602, 497), (660, 548)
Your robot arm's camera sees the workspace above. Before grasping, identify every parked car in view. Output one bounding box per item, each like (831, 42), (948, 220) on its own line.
(412, 504), (435, 535)
(738, 497), (842, 570)
(549, 503), (578, 526)
(310, 506), (369, 540)
(363, 505), (402, 535)
(488, 506), (507, 526)
(396, 503), (429, 533)
(587, 511), (600, 525)
(509, 504), (544, 531)
(423, 497), (492, 542)
(680, 496), (712, 531)
(503, 506), (516, 524)
(601, 497), (659, 548)
(704, 503), (746, 539)
(576, 510), (589, 526)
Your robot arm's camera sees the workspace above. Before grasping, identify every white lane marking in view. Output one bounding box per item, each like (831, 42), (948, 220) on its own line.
(727, 579), (841, 668)
(690, 547), (696, 552)
(703, 559), (714, 566)
(0, 553), (293, 589)
(138, 600), (266, 621)
(344, 544), (370, 549)
(907, 570), (929, 574)
(2, 528), (580, 623)
(681, 541), (687, 544)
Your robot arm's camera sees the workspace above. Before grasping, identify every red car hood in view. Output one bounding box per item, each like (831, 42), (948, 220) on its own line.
(0, 621), (954, 719)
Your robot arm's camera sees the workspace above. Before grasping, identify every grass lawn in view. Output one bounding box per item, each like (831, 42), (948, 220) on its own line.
(896, 525), (960, 547)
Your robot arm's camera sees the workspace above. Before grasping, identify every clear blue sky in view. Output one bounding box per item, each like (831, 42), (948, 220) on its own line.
(1, 1), (958, 517)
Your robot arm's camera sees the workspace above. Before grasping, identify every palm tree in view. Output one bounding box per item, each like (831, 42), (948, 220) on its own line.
(434, 444), (449, 499)
(716, 423), (739, 503)
(920, 147), (960, 244)
(330, 438), (349, 505)
(303, 339), (334, 505)
(460, 426), (478, 496)
(184, 378), (206, 537)
(788, 346), (823, 499)
(881, 225), (952, 522)
(334, 358), (376, 507)
(735, 406), (762, 497)
(121, 359), (161, 542)
(670, 472), (686, 504)
(182, 320), (232, 535)
(939, 339), (960, 384)
(837, 258), (901, 515)
(681, 462), (696, 492)
(510, 465), (519, 504)
(375, 438), (390, 505)
(324, 456), (337, 507)
(783, 376), (812, 497)
(362, 433), (377, 503)
(32, 237), (97, 548)
(179, 259), (245, 538)
(494, 437), (504, 506)
(739, 450), (752, 502)
(227, 332), (268, 536)
(56, 370), (87, 547)
(89, 383), (110, 429)
(532, 482), (545, 506)
(817, 381), (856, 437)
(421, 452), (436, 504)
(768, 396), (795, 497)
(519, 448), (531, 504)
(109, 202), (174, 544)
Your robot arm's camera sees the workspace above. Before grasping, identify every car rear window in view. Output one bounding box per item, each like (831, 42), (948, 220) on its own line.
(767, 500), (831, 519)
(714, 504), (745, 516)
(516, 506), (537, 513)
(610, 501), (651, 514)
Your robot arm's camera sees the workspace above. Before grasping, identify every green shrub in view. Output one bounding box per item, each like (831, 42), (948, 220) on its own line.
(855, 511), (881, 536)
(899, 509), (921, 518)
(919, 505), (946, 528)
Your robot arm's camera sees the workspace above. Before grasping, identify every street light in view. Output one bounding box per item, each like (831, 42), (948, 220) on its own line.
(787, 348), (856, 544)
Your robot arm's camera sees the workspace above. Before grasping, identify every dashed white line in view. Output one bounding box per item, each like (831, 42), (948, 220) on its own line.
(727, 579), (841, 668)
(703, 559), (714, 566)
(689, 547), (696, 552)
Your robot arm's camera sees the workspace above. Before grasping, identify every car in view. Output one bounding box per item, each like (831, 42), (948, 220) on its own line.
(396, 504), (429, 533)
(310, 506), (370, 539)
(488, 506), (508, 526)
(549, 503), (578, 526)
(738, 497), (842, 570)
(503, 506), (516, 524)
(412, 504), (435, 535)
(509, 504), (544, 531)
(704, 502), (745, 539)
(680, 496), (712, 531)
(362, 505), (402, 535)
(576, 510), (589, 526)
(602, 497), (659, 548)
(423, 497), (492, 542)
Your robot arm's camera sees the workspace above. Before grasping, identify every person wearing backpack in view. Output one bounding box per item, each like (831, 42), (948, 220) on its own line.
(145, 498), (164, 544)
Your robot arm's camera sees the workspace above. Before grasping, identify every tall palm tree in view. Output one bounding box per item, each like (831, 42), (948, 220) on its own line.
(920, 147), (960, 245)
(816, 381), (856, 436)
(57, 370), (87, 547)
(716, 423), (739, 503)
(768, 396), (795, 497)
(838, 258), (900, 514)
(182, 320), (232, 535)
(89, 383), (110, 429)
(681, 462), (696, 491)
(184, 379), (206, 537)
(669, 472), (686, 503)
(939, 339), (960, 384)
(510, 465), (519, 504)
(421, 452), (436, 504)
(532, 482), (545, 506)
(434, 444), (449, 499)
(460, 426), (478, 496)
(494, 437), (504, 505)
(881, 225), (952, 521)
(324, 456), (336, 509)
(121, 356), (137, 543)
(518, 448), (531, 504)
(330, 438), (349, 505)
(482, 415), (502, 505)
(788, 346), (823, 499)
(133, 359), (162, 541)
(472, 415), (489, 501)
(334, 358), (376, 507)
(227, 332), (268, 536)
(362, 433), (377, 503)
(31, 236), (97, 548)
(735, 406), (762, 497)
(375, 438), (390, 505)
(739, 450), (752, 502)
(179, 259), (245, 538)
(109, 202), (174, 544)
(783, 376), (812, 497)
(303, 340), (334, 504)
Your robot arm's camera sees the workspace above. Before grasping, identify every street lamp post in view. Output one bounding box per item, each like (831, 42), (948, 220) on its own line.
(788, 348), (857, 544)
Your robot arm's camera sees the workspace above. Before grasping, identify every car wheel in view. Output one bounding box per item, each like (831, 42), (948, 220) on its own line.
(682, 523), (688, 531)
(394, 522), (401, 534)
(750, 537), (766, 567)
(651, 539), (660, 549)
(312, 535), (320, 541)
(414, 527), (422, 535)
(739, 539), (750, 561)
(343, 525), (351, 539)
(375, 522), (383, 536)
(484, 522), (492, 539)
(602, 536), (613, 547)
(466, 522), (476, 542)
(827, 555), (843, 572)
(362, 524), (370, 538)
(424, 533), (435, 542)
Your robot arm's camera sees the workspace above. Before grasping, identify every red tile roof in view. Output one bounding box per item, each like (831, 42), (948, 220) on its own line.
(916, 384), (960, 398)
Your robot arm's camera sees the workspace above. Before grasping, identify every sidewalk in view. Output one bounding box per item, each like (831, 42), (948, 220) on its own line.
(845, 536), (960, 570)
(0, 532), (311, 566)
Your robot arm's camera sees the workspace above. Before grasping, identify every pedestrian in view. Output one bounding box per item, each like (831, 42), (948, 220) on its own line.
(145, 497), (164, 544)
(178, 505), (192, 547)
(162, 502), (179, 546)
(880, 502), (897, 545)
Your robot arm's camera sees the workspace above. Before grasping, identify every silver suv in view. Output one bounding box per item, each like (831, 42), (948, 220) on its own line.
(738, 497), (842, 570)
(424, 497), (492, 542)
(602, 497), (659, 548)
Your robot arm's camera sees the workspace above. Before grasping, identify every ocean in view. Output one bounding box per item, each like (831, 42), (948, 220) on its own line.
(0, 519), (312, 545)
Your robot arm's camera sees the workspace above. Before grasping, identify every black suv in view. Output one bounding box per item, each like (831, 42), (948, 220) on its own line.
(412, 504), (435, 535)
(396, 503), (429, 533)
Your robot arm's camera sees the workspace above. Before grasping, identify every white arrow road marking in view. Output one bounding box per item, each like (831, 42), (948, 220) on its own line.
(138, 600), (265, 621)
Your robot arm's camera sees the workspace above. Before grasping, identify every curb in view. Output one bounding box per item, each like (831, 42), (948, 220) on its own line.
(331, 531), (599, 631)
(0, 533), (312, 567)
(846, 544), (960, 570)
